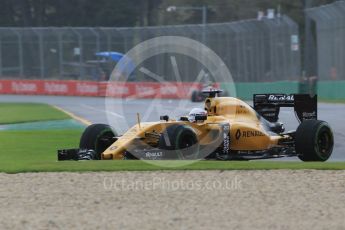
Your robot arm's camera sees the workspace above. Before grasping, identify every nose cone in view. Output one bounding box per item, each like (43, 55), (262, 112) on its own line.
(102, 146), (125, 160)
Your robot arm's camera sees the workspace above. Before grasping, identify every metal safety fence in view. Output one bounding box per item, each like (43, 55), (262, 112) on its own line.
(307, 0), (345, 80)
(0, 15), (300, 82)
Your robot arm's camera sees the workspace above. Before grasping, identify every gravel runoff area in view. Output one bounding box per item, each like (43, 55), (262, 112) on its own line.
(1, 170), (345, 230)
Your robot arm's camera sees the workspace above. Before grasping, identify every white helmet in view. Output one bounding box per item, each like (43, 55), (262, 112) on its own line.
(188, 108), (207, 122)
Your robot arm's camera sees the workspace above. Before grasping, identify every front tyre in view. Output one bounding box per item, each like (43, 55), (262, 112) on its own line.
(79, 124), (117, 160)
(159, 125), (199, 159)
(296, 120), (334, 162)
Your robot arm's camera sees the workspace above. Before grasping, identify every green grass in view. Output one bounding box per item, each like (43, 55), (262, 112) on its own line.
(1, 129), (345, 173)
(12, 160), (345, 173)
(0, 102), (344, 173)
(0, 103), (69, 124)
(0, 129), (82, 172)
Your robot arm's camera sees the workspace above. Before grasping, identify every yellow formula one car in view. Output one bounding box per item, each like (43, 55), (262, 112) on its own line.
(58, 89), (334, 161)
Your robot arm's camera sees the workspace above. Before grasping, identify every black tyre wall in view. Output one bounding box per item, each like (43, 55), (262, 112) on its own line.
(296, 120), (334, 162)
(159, 124), (199, 159)
(79, 124), (117, 160)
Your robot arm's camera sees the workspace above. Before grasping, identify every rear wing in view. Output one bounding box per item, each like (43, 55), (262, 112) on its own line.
(253, 94), (317, 123)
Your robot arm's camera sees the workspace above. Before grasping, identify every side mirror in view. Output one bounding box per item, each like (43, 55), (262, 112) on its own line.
(160, 115), (169, 122)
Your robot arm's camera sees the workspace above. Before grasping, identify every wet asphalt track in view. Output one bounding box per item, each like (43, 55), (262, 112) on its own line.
(0, 95), (343, 161)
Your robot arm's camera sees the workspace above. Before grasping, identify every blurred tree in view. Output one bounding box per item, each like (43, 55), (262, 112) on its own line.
(155, 0), (337, 26)
(139, 0), (162, 26)
(0, 0), (338, 27)
(0, 0), (16, 26)
(0, 0), (140, 27)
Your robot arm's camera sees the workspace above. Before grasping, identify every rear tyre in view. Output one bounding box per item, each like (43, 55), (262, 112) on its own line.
(191, 91), (198, 102)
(191, 90), (205, 102)
(296, 120), (333, 162)
(79, 124), (117, 160)
(159, 125), (199, 159)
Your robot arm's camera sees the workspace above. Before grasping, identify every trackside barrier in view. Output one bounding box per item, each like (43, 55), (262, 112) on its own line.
(1, 80), (344, 100)
(317, 81), (345, 100)
(0, 80), (99, 96)
(0, 80), (202, 99)
(222, 81), (345, 101)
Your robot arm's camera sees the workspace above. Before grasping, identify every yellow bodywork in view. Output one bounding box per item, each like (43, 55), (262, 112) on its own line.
(102, 96), (286, 160)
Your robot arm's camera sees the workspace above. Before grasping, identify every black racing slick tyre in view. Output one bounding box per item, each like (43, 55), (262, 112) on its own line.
(79, 124), (117, 160)
(191, 91), (205, 102)
(191, 91), (198, 102)
(296, 120), (334, 162)
(159, 125), (199, 159)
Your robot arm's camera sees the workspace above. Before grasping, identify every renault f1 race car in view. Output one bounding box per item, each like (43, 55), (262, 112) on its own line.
(58, 89), (334, 162)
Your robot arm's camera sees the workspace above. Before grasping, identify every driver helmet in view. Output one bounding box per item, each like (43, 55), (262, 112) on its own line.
(188, 108), (207, 123)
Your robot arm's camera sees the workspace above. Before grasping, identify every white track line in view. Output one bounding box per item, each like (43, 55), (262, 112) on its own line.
(81, 104), (125, 119)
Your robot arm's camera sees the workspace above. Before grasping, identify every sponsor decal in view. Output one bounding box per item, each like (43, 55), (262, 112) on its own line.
(180, 84), (200, 94)
(108, 84), (129, 95)
(235, 129), (241, 140)
(1, 80), (205, 99)
(235, 129), (265, 140)
(242, 130), (265, 138)
(12, 82), (37, 92)
(268, 94), (294, 102)
(44, 82), (68, 93)
(160, 84), (178, 95)
(145, 151), (163, 158)
(222, 124), (230, 154)
(302, 111), (316, 117)
(263, 112), (277, 117)
(236, 109), (248, 114)
(76, 82), (98, 94)
(136, 85), (155, 97)
(259, 108), (277, 112)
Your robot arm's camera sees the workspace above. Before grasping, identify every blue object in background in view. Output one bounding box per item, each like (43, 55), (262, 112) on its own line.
(95, 51), (125, 62)
(95, 51), (135, 80)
